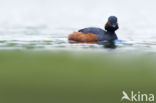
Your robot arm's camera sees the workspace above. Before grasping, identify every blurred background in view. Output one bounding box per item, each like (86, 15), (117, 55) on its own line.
(0, 0), (155, 50)
(0, 0), (156, 103)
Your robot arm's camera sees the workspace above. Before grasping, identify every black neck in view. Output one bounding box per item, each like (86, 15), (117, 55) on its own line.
(106, 30), (115, 34)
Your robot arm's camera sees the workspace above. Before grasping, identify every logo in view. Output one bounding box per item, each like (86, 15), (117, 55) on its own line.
(121, 91), (155, 102)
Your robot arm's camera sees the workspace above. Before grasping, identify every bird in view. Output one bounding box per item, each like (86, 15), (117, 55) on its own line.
(121, 91), (131, 101)
(68, 16), (119, 43)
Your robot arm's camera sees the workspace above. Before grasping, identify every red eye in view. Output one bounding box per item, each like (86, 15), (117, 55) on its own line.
(107, 22), (112, 25)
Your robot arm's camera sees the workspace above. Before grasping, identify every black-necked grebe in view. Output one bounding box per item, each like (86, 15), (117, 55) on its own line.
(68, 16), (119, 42)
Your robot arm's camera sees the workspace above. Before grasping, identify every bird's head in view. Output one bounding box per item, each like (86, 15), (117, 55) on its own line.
(105, 16), (119, 32)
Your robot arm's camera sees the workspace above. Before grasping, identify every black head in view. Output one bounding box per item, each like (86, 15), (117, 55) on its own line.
(105, 16), (119, 32)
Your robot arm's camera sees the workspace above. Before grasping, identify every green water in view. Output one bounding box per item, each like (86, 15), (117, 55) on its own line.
(0, 50), (155, 103)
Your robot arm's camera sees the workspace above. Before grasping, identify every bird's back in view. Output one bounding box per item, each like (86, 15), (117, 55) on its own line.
(79, 27), (117, 41)
(78, 27), (105, 35)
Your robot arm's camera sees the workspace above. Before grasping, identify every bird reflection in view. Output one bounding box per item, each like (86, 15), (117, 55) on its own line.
(98, 40), (116, 49)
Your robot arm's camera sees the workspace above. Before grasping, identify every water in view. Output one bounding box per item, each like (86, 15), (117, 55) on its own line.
(0, 0), (156, 52)
(1, 1), (156, 102)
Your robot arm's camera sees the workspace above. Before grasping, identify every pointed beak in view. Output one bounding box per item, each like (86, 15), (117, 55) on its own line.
(112, 24), (117, 28)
